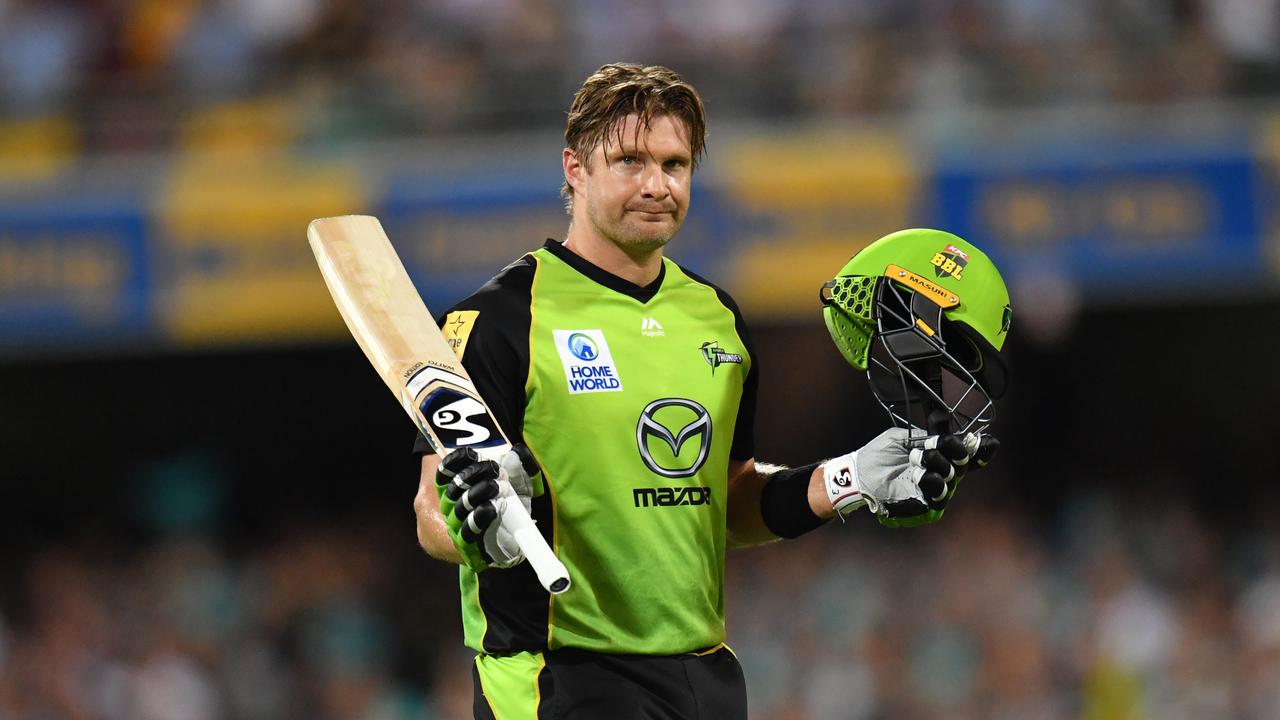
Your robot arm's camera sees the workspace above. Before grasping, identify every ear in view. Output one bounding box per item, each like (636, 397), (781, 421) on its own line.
(563, 148), (586, 194)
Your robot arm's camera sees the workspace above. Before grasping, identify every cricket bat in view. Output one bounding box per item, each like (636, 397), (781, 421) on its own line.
(307, 215), (570, 594)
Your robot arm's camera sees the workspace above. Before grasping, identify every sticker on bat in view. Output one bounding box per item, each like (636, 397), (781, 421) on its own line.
(419, 388), (506, 450)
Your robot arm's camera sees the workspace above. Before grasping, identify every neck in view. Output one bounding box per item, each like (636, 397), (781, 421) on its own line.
(562, 222), (664, 286)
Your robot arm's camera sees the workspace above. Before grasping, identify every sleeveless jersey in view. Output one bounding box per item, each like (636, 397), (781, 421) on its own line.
(416, 240), (757, 656)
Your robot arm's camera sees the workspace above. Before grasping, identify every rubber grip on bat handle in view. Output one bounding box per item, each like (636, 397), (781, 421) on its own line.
(496, 496), (571, 594)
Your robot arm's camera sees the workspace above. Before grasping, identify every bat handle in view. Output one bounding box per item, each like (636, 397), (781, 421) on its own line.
(496, 496), (571, 594)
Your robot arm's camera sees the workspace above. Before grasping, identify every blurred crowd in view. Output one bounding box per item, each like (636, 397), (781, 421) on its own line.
(4, 492), (1280, 719)
(731, 494), (1280, 719)
(0, 519), (470, 720)
(1, 0), (1279, 153)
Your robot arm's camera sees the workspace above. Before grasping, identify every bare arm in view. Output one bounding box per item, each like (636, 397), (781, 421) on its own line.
(725, 457), (836, 548)
(413, 454), (463, 564)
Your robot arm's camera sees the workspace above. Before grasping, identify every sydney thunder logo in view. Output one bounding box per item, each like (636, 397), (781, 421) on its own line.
(930, 244), (969, 280)
(700, 341), (743, 375)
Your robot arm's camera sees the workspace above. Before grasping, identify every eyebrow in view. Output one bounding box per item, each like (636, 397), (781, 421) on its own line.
(607, 146), (692, 164)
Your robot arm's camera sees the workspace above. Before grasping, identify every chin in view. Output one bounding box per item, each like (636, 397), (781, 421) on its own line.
(615, 226), (675, 254)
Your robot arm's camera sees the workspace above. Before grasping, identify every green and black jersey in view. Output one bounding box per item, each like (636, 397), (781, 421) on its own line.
(416, 239), (757, 657)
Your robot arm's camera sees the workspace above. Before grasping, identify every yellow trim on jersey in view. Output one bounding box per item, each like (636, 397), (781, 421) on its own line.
(473, 655), (503, 720)
(524, 254), (562, 650)
(474, 651), (547, 720)
(689, 642), (727, 657)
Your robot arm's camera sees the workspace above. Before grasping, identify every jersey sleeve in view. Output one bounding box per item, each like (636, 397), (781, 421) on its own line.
(727, 301), (758, 462)
(412, 257), (535, 456)
(680, 266), (759, 462)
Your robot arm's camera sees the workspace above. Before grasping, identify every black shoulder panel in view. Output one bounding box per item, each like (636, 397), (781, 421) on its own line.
(411, 255), (536, 455)
(678, 266), (758, 462)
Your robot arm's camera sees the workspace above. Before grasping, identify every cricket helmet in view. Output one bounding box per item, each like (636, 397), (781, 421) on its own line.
(820, 229), (1011, 435)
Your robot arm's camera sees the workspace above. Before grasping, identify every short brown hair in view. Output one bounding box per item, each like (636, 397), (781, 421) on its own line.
(560, 63), (707, 212)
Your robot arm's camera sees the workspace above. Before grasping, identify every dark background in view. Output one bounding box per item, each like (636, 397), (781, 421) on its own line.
(5, 299), (1275, 548)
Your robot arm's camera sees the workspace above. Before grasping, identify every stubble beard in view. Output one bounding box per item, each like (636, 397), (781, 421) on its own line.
(588, 203), (681, 261)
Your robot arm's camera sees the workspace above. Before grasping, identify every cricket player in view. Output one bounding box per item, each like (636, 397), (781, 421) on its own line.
(412, 63), (1009, 719)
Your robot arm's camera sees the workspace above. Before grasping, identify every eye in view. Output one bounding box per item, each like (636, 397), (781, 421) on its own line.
(619, 155), (637, 165)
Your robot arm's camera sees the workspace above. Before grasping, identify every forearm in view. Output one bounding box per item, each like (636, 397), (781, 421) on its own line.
(726, 459), (836, 548)
(726, 463), (776, 547)
(756, 462), (835, 520)
(415, 457), (463, 564)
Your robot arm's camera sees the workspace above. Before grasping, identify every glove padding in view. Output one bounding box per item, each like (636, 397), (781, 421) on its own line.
(435, 445), (544, 572)
(822, 428), (999, 526)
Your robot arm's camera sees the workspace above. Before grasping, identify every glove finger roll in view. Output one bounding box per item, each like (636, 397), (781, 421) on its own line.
(459, 479), (500, 514)
(460, 502), (498, 543)
(449, 460), (500, 499)
(918, 471), (950, 508)
(459, 459), (500, 483)
(511, 444), (542, 476)
(439, 448), (480, 481)
(883, 497), (929, 518)
(933, 434), (969, 464)
(974, 435), (1000, 468)
(918, 449), (955, 481)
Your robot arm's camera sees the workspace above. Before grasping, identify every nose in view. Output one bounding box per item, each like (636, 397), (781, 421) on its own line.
(640, 164), (670, 201)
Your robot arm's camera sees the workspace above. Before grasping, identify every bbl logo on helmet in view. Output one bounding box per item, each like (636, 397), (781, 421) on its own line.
(930, 244), (968, 281)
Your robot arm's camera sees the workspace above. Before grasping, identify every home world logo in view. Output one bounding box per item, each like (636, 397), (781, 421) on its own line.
(553, 329), (624, 394)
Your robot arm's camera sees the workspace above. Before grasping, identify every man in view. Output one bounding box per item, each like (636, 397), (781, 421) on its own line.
(412, 63), (1006, 719)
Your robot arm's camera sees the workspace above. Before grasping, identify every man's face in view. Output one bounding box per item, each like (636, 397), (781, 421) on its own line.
(565, 113), (693, 257)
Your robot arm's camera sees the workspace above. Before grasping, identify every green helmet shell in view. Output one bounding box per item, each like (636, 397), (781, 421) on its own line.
(822, 228), (1011, 371)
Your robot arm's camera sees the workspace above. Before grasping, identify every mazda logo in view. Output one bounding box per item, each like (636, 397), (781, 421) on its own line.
(636, 398), (712, 478)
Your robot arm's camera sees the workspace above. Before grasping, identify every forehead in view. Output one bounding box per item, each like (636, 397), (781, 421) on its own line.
(600, 113), (692, 156)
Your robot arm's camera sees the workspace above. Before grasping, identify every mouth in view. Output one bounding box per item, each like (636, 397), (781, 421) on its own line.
(629, 209), (673, 220)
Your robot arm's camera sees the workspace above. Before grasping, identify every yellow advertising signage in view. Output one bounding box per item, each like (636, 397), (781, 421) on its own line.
(156, 156), (367, 345)
(718, 131), (919, 318)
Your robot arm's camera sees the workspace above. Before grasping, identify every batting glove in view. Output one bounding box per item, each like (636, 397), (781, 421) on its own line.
(822, 428), (999, 525)
(877, 432), (999, 528)
(435, 445), (545, 572)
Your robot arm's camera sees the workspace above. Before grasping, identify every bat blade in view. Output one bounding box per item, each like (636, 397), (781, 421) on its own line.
(308, 215), (569, 594)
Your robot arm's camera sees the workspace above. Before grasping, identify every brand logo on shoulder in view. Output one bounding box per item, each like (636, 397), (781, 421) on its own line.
(641, 317), (665, 337)
(553, 329), (623, 394)
(442, 310), (479, 360)
(699, 341), (743, 375)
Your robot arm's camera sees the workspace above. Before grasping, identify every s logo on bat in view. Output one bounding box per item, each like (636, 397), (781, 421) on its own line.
(419, 388), (505, 450)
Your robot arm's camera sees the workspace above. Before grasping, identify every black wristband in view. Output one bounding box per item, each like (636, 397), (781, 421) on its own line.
(759, 461), (827, 539)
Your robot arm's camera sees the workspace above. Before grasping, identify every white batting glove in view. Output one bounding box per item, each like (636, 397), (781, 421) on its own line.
(484, 447), (542, 568)
(821, 427), (919, 519)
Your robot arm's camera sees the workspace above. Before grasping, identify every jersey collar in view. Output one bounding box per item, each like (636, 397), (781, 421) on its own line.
(543, 239), (665, 304)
